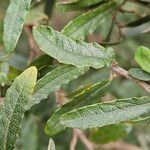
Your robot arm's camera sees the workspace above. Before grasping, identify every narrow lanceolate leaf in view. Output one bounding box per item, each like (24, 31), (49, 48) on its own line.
(33, 26), (115, 69)
(0, 67), (37, 150)
(135, 46), (150, 73)
(45, 80), (111, 136)
(127, 15), (150, 27)
(129, 116), (150, 127)
(30, 54), (53, 69)
(57, 0), (104, 11)
(129, 68), (150, 81)
(3, 0), (32, 53)
(60, 97), (150, 129)
(20, 116), (38, 150)
(48, 139), (56, 150)
(28, 65), (88, 109)
(89, 124), (132, 144)
(61, 1), (117, 40)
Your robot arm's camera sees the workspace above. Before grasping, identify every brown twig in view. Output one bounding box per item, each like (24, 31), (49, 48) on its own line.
(73, 129), (142, 150)
(24, 24), (40, 62)
(74, 129), (95, 150)
(70, 129), (78, 150)
(111, 63), (150, 93)
(102, 140), (142, 150)
(55, 88), (67, 106)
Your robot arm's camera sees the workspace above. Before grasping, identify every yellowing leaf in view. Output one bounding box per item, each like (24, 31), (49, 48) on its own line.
(0, 67), (37, 149)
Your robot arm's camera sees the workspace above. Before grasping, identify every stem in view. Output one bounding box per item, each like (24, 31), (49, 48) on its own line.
(112, 64), (150, 93)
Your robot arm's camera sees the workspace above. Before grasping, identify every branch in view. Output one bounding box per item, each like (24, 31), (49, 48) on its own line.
(111, 64), (150, 93)
(55, 88), (67, 106)
(73, 129), (142, 150)
(74, 129), (95, 150)
(24, 24), (40, 62)
(103, 141), (142, 150)
(70, 129), (78, 150)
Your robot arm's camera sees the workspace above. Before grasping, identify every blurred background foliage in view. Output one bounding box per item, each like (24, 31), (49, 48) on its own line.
(0, 0), (150, 149)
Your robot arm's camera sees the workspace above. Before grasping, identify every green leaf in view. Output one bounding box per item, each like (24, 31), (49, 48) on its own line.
(135, 46), (150, 73)
(67, 83), (92, 99)
(89, 124), (132, 144)
(45, 80), (111, 136)
(1, 62), (9, 75)
(0, 72), (7, 84)
(26, 5), (48, 24)
(30, 54), (53, 69)
(33, 25), (115, 69)
(60, 97), (150, 129)
(57, 0), (104, 11)
(126, 15), (150, 27)
(129, 116), (150, 127)
(61, 1), (117, 40)
(129, 68), (150, 81)
(0, 67), (37, 150)
(3, 0), (32, 53)
(19, 116), (38, 150)
(8, 66), (22, 80)
(48, 138), (56, 150)
(28, 65), (88, 109)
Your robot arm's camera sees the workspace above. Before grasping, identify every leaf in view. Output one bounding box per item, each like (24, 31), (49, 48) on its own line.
(48, 138), (56, 150)
(30, 54), (53, 69)
(129, 116), (150, 127)
(0, 67), (37, 150)
(129, 68), (150, 81)
(56, 0), (104, 11)
(67, 83), (92, 99)
(1, 62), (9, 75)
(60, 97), (150, 129)
(26, 5), (48, 24)
(0, 72), (7, 84)
(28, 65), (88, 109)
(89, 124), (132, 144)
(19, 116), (38, 150)
(45, 80), (111, 136)
(3, 0), (32, 53)
(61, 1), (117, 40)
(126, 15), (150, 27)
(33, 25), (115, 69)
(8, 66), (22, 80)
(135, 46), (150, 73)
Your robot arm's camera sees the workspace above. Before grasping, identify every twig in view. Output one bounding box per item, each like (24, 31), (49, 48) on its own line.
(70, 129), (78, 150)
(111, 63), (150, 93)
(74, 129), (95, 150)
(102, 140), (142, 150)
(24, 24), (40, 62)
(55, 88), (67, 106)
(73, 129), (142, 150)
